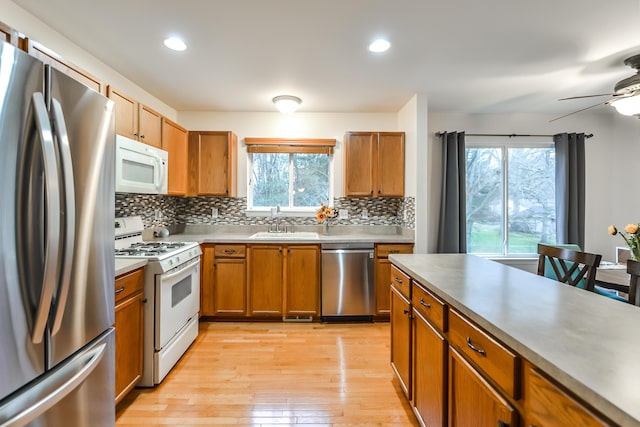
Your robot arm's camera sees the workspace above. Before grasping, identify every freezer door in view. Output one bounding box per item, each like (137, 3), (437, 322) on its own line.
(47, 67), (115, 367)
(0, 328), (115, 427)
(0, 41), (47, 401)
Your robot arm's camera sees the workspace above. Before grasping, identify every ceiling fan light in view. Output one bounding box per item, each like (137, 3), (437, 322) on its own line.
(611, 95), (640, 116)
(272, 95), (302, 114)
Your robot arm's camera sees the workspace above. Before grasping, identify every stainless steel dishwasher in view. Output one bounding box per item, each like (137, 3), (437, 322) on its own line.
(321, 242), (375, 321)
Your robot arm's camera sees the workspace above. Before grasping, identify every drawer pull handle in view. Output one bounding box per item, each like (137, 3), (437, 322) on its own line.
(466, 337), (486, 357)
(389, 249), (400, 253)
(419, 298), (431, 308)
(115, 286), (125, 294)
(394, 277), (403, 284)
(224, 249), (236, 254)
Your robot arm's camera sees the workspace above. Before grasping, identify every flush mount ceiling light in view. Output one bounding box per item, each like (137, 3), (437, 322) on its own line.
(368, 38), (391, 53)
(272, 95), (302, 114)
(610, 93), (640, 116)
(163, 37), (187, 51)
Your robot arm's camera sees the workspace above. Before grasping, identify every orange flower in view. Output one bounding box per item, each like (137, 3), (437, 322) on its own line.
(316, 212), (326, 222)
(608, 225), (617, 235)
(625, 224), (639, 234)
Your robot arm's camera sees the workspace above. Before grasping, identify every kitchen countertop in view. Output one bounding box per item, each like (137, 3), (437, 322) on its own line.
(389, 253), (640, 426)
(145, 225), (415, 245)
(115, 258), (147, 277)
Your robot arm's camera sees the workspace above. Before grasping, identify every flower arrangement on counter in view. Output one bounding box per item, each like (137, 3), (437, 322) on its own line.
(316, 203), (337, 223)
(608, 223), (640, 261)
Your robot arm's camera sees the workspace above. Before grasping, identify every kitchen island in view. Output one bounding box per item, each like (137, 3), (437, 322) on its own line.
(389, 253), (640, 426)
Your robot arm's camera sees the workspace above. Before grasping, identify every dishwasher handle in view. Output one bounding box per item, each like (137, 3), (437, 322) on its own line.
(322, 249), (374, 256)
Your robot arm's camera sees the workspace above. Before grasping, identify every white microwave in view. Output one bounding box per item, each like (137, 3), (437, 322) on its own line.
(115, 135), (168, 194)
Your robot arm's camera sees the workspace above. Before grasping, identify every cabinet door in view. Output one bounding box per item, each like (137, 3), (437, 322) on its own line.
(115, 291), (143, 404)
(285, 245), (320, 316)
(377, 132), (405, 197)
(248, 246), (283, 316)
(344, 132), (374, 196)
(214, 258), (247, 316)
(162, 118), (188, 195)
(108, 87), (138, 140)
(449, 347), (517, 427)
(375, 257), (392, 315)
(138, 104), (162, 148)
(0, 22), (18, 46)
(390, 285), (412, 399)
(413, 309), (447, 427)
(200, 245), (215, 316)
(191, 132), (231, 195)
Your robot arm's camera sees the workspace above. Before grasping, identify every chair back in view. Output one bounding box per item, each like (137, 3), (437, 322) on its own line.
(626, 259), (640, 306)
(536, 244), (602, 292)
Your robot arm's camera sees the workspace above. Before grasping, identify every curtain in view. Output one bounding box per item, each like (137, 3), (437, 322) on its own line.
(554, 132), (586, 248)
(437, 131), (467, 253)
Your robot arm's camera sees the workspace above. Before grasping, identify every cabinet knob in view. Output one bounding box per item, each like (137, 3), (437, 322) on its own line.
(378, 189), (381, 194)
(140, 134), (145, 139)
(142, 298), (147, 304)
(133, 133), (138, 137)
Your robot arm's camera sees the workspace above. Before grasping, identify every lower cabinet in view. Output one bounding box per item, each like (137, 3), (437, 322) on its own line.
(201, 244), (246, 317)
(114, 268), (144, 405)
(248, 245), (284, 317)
(448, 346), (517, 427)
(284, 245), (320, 317)
(375, 243), (414, 317)
(390, 283), (412, 399)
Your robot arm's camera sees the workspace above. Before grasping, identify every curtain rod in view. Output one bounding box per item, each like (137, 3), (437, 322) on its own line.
(435, 132), (593, 139)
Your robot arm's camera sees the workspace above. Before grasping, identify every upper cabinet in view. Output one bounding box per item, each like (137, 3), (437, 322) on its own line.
(188, 131), (237, 196)
(24, 38), (106, 95)
(107, 86), (162, 148)
(162, 118), (189, 196)
(344, 131), (405, 197)
(0, 21), (19, 46)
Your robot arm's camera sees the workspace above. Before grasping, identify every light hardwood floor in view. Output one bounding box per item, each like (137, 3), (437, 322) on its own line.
(116, 321), (418, 426)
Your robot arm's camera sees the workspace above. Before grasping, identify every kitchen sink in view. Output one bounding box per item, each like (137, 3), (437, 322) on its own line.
(249, 231), (320, 240)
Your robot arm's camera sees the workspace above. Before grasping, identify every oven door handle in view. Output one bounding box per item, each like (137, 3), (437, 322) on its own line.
(161, 258), (200, 283)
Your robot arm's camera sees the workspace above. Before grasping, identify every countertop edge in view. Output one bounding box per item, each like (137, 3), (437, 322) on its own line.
(115, 259), (148, 277)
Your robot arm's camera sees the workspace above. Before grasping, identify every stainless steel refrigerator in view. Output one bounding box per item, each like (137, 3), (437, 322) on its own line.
(0, 40), (115, 426)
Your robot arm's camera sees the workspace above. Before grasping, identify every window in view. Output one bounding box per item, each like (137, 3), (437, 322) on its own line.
(245, 138), (336, 212)
(466, 142), (556, 256)
(249, 152), (331, 209)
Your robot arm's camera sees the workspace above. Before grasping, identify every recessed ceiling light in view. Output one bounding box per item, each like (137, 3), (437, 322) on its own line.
(164, 37), (187, 51)
(368, 39), (390, 53)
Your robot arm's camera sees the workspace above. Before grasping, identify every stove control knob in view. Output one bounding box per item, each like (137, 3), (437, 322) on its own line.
(177, 256), (181, 263)
(169, 259), (173, 266)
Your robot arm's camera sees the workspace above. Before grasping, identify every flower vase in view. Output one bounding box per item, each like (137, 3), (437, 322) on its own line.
(323, 220), (330, 235)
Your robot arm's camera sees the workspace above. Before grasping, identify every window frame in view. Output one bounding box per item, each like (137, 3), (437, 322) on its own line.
(465, 139), (555, 258)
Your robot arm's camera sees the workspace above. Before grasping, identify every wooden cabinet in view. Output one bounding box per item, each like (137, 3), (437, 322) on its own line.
(374, 243), (414, 317)
(162, 118), (188, 195)
(25, 38), (105, 94)
(0, 21), (18, 46)
(344, 131), (405, 197)
(390, 280), (412, 399)
(449, 346), (517, 427)
(247, 244), (321, 319)
(523, 362), (610, 427)
(284, 245), (320, 317)
(107, 86), (162, 148)
(412, 281), (447, 427)
(114, 268), (144, 405)
(201, 244), (246, 317)
(188, 131), (237, 196)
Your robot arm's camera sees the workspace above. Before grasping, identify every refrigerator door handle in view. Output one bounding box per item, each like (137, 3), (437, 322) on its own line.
(48, 98), (76, 336)
(0, 341), (106, 427)
(17, 92), (62, 345)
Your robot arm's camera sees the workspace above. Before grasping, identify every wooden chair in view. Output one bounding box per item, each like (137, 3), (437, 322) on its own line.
(536, 243), (601, 292)
(626, 259), (640, 306)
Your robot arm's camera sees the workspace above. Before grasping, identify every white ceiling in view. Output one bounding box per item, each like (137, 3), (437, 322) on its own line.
(14, 0), (640, 116)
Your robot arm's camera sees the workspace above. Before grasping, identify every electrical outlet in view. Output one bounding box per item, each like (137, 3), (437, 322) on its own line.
(154, 209), (162, 220)
(339, 209), (349, 219)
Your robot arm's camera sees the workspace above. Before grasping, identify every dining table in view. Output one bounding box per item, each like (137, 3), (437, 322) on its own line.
(595, 262), (640, 305)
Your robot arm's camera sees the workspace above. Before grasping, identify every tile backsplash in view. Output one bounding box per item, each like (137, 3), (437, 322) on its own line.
(115, 194), (415, 230)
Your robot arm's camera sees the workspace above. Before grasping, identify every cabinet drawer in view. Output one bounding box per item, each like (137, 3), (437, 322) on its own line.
(449, 309), (519, 399)
(376, 243), (413, 258)
(412, 281), (447, 332)
(115, 268), (144, 303)
(214, 244), (246, 258)
(390, 265), (411, 299)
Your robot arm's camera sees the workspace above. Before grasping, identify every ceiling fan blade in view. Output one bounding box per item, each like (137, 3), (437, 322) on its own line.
(558, 93), (615, 101)
(549, 99), (616, 122)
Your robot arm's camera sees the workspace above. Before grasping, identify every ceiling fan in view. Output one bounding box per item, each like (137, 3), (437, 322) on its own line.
(550, 54), (640, 122)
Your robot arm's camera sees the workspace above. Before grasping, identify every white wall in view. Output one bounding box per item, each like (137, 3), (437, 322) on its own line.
(178, 111), (401, 198)
(428, 110), (640, 261)
(0, 0), (177, 121)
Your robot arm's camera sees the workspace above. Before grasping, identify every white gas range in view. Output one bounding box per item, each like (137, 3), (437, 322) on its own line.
(115, 216), (201, 387)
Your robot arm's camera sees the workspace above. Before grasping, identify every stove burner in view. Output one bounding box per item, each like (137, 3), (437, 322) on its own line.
(115, 241), (192, 258)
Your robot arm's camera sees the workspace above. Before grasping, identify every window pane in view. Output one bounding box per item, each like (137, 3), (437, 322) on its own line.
(293, 153), (329, 207)
(507, 148), (556, 254)
(466, 148), (503, 255)
(252, 153), (289, 207)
